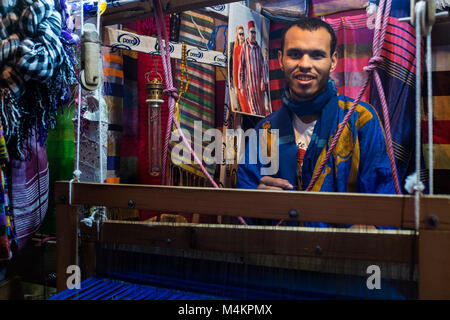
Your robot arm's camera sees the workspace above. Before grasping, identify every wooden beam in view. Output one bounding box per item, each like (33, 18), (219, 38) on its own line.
(419, 229), (450, 299)
(100, 220), (417, 264)
(101, 0), (236, 26)
(54, 181), (450, 230)
(56, 203), (78, 292)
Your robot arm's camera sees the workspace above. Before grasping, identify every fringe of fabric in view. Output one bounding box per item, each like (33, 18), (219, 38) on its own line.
(0, 0), (78, 160)
(168, 162), (210, 187)
(0, 62), (76, 160)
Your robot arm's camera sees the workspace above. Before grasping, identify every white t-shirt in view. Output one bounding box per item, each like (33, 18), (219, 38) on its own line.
(292, 113), (317, 167)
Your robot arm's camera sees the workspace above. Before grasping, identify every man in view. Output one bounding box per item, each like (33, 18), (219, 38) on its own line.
(238, 20), (267, 116)
(235, 17), (395, 225)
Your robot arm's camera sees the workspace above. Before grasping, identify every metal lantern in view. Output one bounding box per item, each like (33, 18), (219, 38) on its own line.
(145, 74), (165, 176)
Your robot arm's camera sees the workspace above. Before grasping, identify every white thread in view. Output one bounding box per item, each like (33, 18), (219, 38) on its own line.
(414, 2), (425, 231)
(426, 33), (433, 194)
(70, 0), (84, 206)
(190, 13), (206, 41)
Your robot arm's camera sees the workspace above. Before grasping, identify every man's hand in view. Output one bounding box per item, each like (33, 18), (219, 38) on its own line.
(258, 176), (294, 190)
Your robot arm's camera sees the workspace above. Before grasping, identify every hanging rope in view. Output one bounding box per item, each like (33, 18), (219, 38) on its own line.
(306, 0), (401, 195)
(70, 0), (85, 206)
(152, 0), (247, 225)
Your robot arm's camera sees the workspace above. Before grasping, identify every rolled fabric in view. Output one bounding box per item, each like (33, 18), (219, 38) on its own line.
(0, 13), (18, 39)
(14, 1), (63, 83)
(0, 0), (77, 158)
(0, 0), (18, 16)
(0, 34), (19, 65)
(18, 0), (53, 37)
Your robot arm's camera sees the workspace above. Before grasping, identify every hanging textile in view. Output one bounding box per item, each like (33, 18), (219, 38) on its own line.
(0, 0), (77, 160)
(136, 17), (170, 187)
(133, 17), (170, 222)
(367, 4), (422, 191)
(73, 90), (108, 182)
(0, 124), (10, 260)
(44, 108), (75, 234)
(10, 128), (49, 250)
(169, 11), (216, 181)
(119, 22), (140, 184)
(102, 46), (124, 184)
(422, 24), (450, 194)
(324, 10), (374, 105)
(311, 0), (368, 16)
(267, 21), (287, 112)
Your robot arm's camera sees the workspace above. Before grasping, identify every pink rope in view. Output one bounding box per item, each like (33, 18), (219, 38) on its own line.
(306, 0), (401, 194)
(152, 0), (247, 225)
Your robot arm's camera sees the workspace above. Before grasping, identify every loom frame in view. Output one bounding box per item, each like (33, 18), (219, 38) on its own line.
(55, 181), (450, 299)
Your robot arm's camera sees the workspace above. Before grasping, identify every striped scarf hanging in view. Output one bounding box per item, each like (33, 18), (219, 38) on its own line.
(365, 4), (424, 191)
(325, 10), (374, 106)
(0, 0), (77, 159)
(169, 11), (216, 185)
(10, 127), (49, 251)
(103, 46), (124, 184)
(421, 14), (450, 193)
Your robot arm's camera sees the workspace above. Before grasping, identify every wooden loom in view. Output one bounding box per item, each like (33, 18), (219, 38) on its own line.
(51, 0), (450, 300)
(55, 181), (450, 299)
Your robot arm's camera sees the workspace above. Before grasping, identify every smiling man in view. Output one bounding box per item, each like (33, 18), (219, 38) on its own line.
(235, 16), (396, 226)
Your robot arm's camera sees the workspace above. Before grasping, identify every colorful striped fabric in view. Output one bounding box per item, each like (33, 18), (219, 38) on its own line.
(311, 0), (368, 16)
(269, 12), (373, 111)
(421, 23), (450, 194)
(324, 10), (374, 105)
(368, 15), (422, 191)
(10, 129), (49, 250)
(169, 11), (216, 180)
(102, 46), (124, 184)
(267, 21), (287, 112)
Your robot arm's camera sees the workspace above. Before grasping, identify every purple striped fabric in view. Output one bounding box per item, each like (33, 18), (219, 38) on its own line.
(10, 129), (49, 250)
(324, 10), (373, 103)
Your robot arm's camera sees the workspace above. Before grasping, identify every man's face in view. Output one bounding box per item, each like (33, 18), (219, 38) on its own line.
(278, 26), (337, 102)
(249, 28), (257, 43)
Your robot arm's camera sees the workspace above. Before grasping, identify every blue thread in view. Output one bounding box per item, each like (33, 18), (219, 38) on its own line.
(207, 25), (228, 54)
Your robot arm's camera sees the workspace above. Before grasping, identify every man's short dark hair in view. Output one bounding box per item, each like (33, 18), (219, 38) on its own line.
(280, 16), (337, 55)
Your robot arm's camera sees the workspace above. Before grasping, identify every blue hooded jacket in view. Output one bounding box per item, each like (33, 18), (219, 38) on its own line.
(235, 81), (396, 227)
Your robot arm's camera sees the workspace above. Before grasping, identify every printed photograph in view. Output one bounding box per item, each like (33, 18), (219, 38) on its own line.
(228, 3), (271, 117)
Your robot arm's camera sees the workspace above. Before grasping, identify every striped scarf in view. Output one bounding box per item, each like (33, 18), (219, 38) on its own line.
(0, 0), (77, 159)
(282, 79), (337, 117)
(169, 11), (216, 182)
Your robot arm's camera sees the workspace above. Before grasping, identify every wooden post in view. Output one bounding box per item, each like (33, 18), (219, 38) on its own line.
(419, 229), (450, 299)
(79, 223), (97, 280)
(56, 203), (78, 292)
